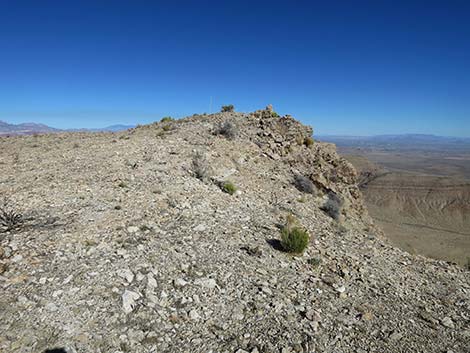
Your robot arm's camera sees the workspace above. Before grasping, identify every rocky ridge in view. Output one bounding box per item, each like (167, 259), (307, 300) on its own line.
(0, 108), (469, 352)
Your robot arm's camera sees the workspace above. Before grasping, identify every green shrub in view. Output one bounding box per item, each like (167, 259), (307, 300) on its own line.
(304, 136), (314, 147)
(281, 226), (309, 254)
(280, 215), (309, 253)
(307, 257), (322, 269)
(221, 181), (237, 195)
(221, 105), (235, 112)
(160, 116), (174, 122)
(271, 111), (280, 118)
(162, 124), (173, 132)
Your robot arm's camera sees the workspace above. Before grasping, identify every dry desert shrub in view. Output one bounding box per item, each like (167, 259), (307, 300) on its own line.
(321, 192), (344, 221)
(0, 198), (24, 233)
(192, 151), (211, 181)
(215, 121), (238, 140)
(293, 174), (317, 195)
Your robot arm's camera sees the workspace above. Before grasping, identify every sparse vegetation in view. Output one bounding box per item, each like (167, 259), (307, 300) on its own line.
(271, 111), (280, 117)
(221, 181), (237, 195)
(160, 116), (174, 122)
(294, 174), (317, 195)
(321, 192), (344, 221)
(215, 121), (238, 140)
(221, 105), (234, 112)
(192, 151), (211, 181)
(280, 215), (309, 253)
(118, 181), (128, 188)
(0, 199), (24, 233)
(307, 257), (322, 269)
(304, 136), (314, 147)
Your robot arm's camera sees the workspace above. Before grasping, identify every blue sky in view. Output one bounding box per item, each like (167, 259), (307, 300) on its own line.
(0, 0), (469, 136)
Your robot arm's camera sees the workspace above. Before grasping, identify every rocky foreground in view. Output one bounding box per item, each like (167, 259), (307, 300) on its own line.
(0, 108), (469, 353)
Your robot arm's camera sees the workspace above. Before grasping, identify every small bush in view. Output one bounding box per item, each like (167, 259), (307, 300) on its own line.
(162, 124), (173, 132)
(321, 192), (343, 221)
(0, 199), (24, 233)
(160, 116), (174, 122)
(307, 257), (322, 269)
(221, 181), (237, 195)
(271, 111), (280, 118)
(118, 181), (128, 188)
(280, 215), (309, 253)
(192, 151), (211, 181)
(221, 105), (234, 112)
(304, 136), (314, 147)
(294, 175), (317, 195)
(216, 121), (238, 140)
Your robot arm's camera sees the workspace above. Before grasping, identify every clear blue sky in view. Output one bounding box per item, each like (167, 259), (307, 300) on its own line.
(1, 0), (469, 136)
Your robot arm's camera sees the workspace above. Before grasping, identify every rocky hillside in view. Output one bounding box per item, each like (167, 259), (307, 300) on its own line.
(0, 108), (469, 353)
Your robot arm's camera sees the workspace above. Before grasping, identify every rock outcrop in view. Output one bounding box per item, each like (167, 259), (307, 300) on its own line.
(0, 109), (469, 352)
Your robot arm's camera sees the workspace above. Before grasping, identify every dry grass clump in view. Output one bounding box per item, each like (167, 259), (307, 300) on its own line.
(0, 199), (24, 233)
(321, 192), (344, 221)
(215, 121), (238, 140)
(280, 214), (309, 254)
(192, 151), (211, 181)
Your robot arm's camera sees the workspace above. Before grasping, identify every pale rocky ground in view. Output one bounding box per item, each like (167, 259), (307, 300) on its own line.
(0, 108), (469, 353)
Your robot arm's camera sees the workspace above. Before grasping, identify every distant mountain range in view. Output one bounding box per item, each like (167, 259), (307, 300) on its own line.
(0, 120), (135, 135)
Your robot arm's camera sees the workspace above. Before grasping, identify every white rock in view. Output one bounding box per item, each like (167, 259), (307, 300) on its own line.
(336, 285), (346, 293)
(11, 254), (23, 263)
(122, 290), (141, 314)
(45, 303), (58, 312)
(441, 317), (455, 329)
(136, 272), (145, 281)
(117, 269), (134, 283)
(147, 273), (158, 289)
(193, 224), (206, 232)
(127, 226), (139, 233)
(194, 277), (217, 289)
(52, 290), (63, 298)
(261, 286), (273, 295)
(174, 278), (188, 288)
(189, 309), (201, 321)
(62, 275), (73, 284)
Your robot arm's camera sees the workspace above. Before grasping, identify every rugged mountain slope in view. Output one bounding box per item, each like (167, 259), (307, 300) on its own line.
(346, 155), (470, 265)
(0, 109), (469, 353)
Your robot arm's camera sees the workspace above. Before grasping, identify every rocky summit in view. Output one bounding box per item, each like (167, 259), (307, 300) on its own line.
(0, 108), (469, 353)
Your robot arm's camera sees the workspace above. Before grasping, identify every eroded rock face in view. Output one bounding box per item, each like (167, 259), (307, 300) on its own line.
(0, 110), (468, 353)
